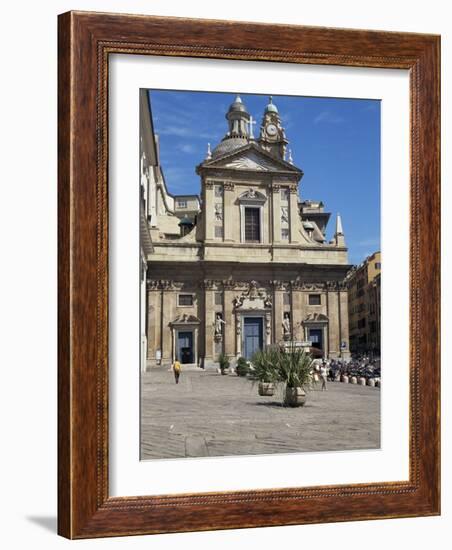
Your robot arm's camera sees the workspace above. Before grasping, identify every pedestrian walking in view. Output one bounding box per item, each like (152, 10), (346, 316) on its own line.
(172, 360), (181, 384)
(320, 364), (328, 391)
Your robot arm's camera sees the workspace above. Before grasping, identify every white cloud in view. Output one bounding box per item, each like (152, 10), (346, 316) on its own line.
(313, 111), (344, 125)
(177, 143), (197, 154)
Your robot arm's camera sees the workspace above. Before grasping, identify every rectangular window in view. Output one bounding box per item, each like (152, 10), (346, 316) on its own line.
(177, 199), (187, 208)
(309, 294), (321, 305)
(215, 226), (224, 239)
(281, 228), (289, 240)
(214, 185), (223, 197)
(283, 293), (290, 306)
(214, 292), (223, 306)
(375, 262), (381, 270)
(178, 294), (193, 306)
(244, 207), (260, 242)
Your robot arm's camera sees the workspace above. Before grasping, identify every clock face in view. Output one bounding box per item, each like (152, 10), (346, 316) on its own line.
(266, 123), (278, 137)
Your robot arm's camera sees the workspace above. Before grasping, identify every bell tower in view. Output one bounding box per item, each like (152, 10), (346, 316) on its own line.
(226, 95), (250, 138)
(258, 96), (289, 160)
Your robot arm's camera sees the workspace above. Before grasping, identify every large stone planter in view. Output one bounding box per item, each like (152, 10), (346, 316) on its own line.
(367, 378), (376, 387)
(350, 376), (358, 384)
(258, 382), (275, 396)
(341, 375), (349, 383)
(284, 386), (307, 407)
(359, 377), (367, 386)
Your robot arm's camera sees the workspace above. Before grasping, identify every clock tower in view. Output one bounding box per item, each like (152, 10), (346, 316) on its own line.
(258, 96), (289, 160)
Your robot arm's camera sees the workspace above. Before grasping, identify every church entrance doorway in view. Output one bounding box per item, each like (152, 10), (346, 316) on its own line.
(308, 328), (323, 352)
(243, 317), (263, 360)
(177, 331), (193, 364)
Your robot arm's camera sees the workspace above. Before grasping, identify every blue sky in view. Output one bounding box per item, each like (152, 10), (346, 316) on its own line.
(147, 89), (380, 266)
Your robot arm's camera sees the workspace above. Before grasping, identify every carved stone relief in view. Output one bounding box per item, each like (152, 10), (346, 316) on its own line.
(233, 280), (272, 310)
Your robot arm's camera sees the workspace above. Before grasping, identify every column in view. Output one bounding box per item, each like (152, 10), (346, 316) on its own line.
(204, 182), (215, 241)
(289, 184), (300, 244)
(223, 182), (235, 242)
(339, 285), (350, 359)
(327, 285), (339, 358)
(272, 185), (281, 243)
(224, 285), (236, 359)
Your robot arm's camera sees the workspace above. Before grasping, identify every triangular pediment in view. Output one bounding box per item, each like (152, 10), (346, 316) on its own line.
(170, 313), (201, 326)
(201, 143), (302, 174)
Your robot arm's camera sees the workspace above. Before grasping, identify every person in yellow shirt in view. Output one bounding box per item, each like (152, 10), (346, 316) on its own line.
(172, 360), (181, 384)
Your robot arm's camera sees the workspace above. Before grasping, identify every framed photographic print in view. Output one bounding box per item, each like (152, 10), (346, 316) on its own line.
(58, 11), (440, 538)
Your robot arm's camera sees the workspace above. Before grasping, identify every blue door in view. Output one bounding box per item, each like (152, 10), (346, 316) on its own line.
(178, 331), (193, 363)
(308, 328), (323, 351)
(243, 318), (263, 360)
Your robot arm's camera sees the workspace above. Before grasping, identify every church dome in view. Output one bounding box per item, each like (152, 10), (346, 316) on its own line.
(211, 136), (248, 158)
(264, 96), (278, 113)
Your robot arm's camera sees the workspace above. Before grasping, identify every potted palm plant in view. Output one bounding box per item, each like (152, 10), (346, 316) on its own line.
(236, 356), (250, 377)
(218, 352), (230, 375)
(276, 345), (313, 407)
(250, 348), (278, 396)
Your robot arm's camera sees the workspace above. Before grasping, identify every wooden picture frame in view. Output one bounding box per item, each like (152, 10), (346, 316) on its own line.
(58, 11), (440, 539)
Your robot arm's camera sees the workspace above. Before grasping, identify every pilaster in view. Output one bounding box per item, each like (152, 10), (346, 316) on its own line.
(272, 281), (285, 342)
(146, 288), (161, 363)
(161, 289), (175, 363)
(289, 183), (300, 244)
(272, 185), (281, 243)
(327, 284), (340, 358)
(223, 182), (235, 241)
(204, 286), (215, 363)
(291, 287), (304, 340)
(204, 180), (214, 241)
(223, 283), (236, 359)
(339, 284), (350, 358)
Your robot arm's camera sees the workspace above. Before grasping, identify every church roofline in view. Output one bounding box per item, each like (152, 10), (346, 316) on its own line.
(196, 141), (303, 175)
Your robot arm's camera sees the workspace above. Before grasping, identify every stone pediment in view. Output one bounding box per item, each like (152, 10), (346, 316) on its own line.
(303, 313), (329, 323)
(170, 313), (201, 326)
(201, 143), (301, 174)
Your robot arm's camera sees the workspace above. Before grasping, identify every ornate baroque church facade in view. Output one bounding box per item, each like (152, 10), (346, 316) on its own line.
(142, 93), (351, 368)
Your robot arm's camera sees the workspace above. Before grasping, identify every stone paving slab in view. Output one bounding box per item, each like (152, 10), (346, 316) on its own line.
(140, 367), (380, 460)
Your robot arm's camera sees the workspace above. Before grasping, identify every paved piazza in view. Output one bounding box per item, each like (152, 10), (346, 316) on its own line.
(140, 367), (380, 460)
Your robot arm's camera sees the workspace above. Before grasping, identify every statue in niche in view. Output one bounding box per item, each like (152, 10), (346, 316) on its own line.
(214, 313), (226, 338)
(282, 312), (291, 340)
